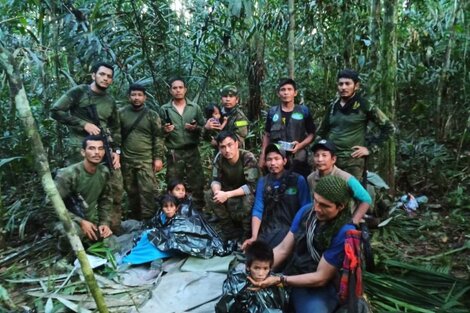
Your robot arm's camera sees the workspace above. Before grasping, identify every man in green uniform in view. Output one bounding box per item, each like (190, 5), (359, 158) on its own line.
(161, 77), (206, 209)
(51, 62), (123, 233)
(205, 85), (249, 148)
(317, 69), (395, 180)
(55, 135), (113, 243)
(209, 131), (259, 241)
(119, 83), (165, 220)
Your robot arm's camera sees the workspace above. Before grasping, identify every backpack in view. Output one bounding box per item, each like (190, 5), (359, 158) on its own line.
(335, 229), (373, 313)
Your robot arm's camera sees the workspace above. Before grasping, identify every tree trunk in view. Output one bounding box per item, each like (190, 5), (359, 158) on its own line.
(247, 30), (265, 121)
(288, 0), (295, 78)
(0, 44), (109, 313)
(436, 0), (459, 140)
(368, 0), (381, 98)
(378, 0), (397, 193)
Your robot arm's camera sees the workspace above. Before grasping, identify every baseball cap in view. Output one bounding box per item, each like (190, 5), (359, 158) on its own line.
(311, 139), (336, 154)
(265, 143), (287, 159)
(220, 85), (238, 96)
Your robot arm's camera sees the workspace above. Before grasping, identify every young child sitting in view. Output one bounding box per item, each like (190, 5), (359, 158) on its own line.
(215, 240), (289, 313)
(157, 194), (178, 226)
(167, 179), (196, 217)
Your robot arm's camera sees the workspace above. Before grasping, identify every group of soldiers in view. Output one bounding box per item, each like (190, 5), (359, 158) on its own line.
(50, 61), (394, 248)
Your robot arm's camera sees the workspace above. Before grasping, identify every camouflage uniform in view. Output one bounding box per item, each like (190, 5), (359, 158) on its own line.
(160, 99), (206, 209)
(51, 84), (123, 232)
(54, 161), (112, 240)
(119, 105), (164, 220)
(208, 149), (259, 241)
(221, 106), (249, 148)
(317, 94), (395, 180)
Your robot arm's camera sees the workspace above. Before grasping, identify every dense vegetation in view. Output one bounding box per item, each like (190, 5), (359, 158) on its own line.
(0, 0), (469, 311)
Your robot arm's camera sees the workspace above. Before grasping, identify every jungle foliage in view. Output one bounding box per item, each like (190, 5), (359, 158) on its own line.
(0, 0), (469, 311)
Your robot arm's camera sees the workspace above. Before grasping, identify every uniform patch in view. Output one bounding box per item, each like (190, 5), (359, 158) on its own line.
(352, 101), (360, 110)
(273, 113), (279, 122)
(285, 187), (298, 195)
(235, 120), (249, 127)
(292, 112), (304, 120)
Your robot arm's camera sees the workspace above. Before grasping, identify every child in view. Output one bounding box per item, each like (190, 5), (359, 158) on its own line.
(215, 240), (289, 313)
(205, 103), (228, 129)
(159, 194), (178, 225)
(204, 104), (228, 149)
(167, 179), (196, 217)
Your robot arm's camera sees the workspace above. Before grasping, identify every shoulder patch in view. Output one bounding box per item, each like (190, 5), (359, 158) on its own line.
(234, 120), (249, 127)
(352, 101), (361, 110)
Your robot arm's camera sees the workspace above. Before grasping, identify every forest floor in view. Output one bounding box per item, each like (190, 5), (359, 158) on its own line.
(0, 199), (469, 312)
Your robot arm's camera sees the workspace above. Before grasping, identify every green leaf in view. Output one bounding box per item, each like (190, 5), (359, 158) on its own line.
(0, 156), (23, 168)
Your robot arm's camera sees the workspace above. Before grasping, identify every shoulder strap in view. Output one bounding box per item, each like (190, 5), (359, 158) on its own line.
(122, 107), (148, 142)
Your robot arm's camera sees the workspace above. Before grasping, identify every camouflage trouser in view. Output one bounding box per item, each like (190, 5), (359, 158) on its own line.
(122, 162), (158, 220)
(207, 193), (254, 241)
(166, 147), (205, 209)
(336, 156), (365, 181)
(66, 144), (123, 234)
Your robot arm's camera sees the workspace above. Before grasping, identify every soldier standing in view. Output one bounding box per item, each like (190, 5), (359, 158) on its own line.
(119, 83), (164, 220)
(160, 77), (206, 209)
(317, 69), (395, 180)
(259, 78), (315, 178)
(205, 85), (249, 148)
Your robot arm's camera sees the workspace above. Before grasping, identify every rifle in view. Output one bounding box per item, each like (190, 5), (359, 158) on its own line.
(64, 193), (88, 219)
(86, 105), (114, 169)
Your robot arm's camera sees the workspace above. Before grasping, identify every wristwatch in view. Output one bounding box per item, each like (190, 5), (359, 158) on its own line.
(115, 149), (121, 155)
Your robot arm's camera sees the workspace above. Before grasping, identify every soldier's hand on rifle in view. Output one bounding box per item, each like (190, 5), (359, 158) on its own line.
(164, 123), (175, 133)
(80, 220), (99, 241)
(84, 122), (101, 135)
(153, 159), (163, 172)
(112, 152), (121, 169)
(98, 225), (113, 239)
(351, 146), (370, 158)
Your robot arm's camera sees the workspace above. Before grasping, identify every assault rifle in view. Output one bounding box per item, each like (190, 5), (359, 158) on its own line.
(64, 193), (88, 219)
(86, 105), (114, 169)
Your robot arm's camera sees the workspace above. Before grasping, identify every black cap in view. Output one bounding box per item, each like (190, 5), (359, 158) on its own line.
(311, 139), (336, 154)
(265, 143), (287, 159)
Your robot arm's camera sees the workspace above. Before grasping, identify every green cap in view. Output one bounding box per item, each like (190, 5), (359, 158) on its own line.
(220, 85), (238, 96)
